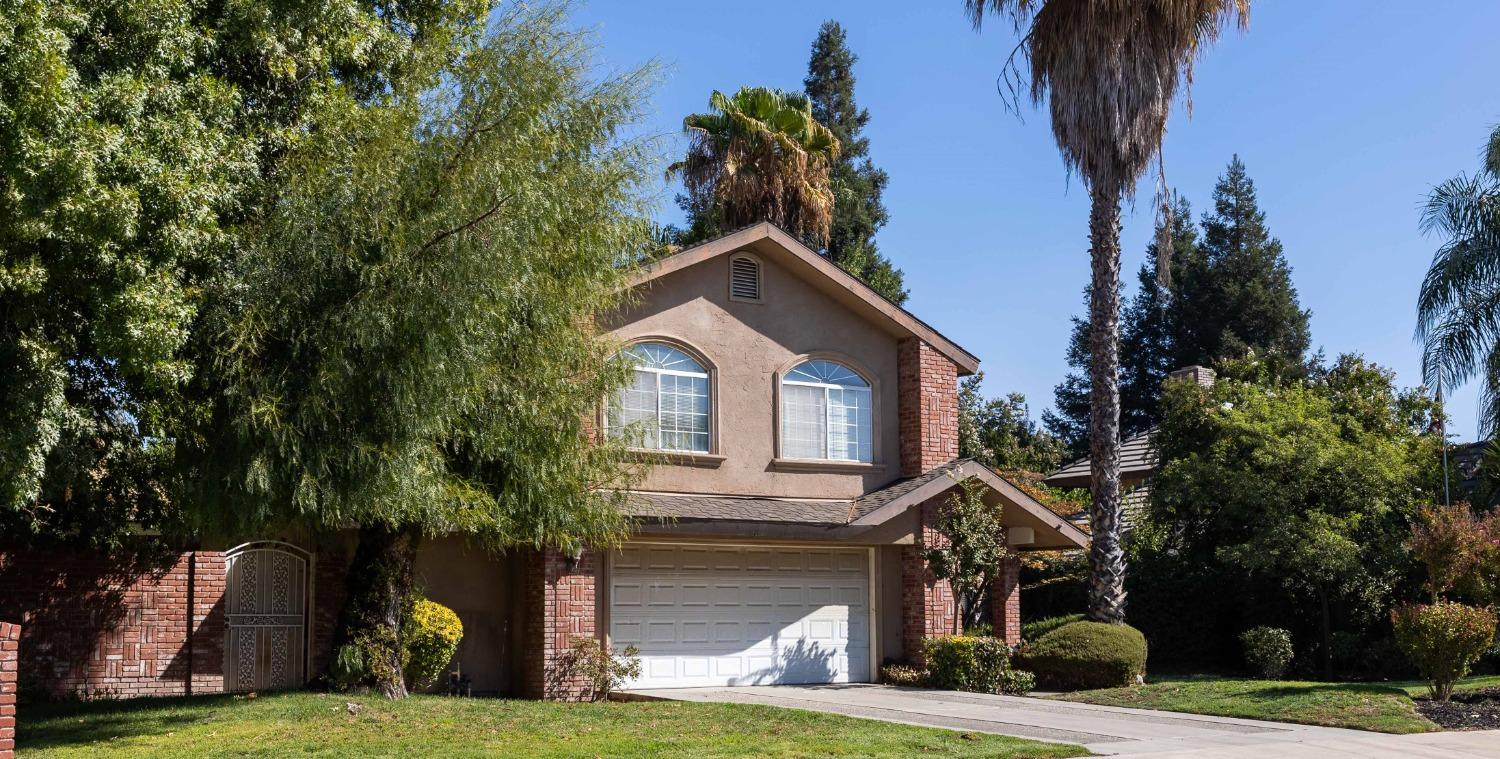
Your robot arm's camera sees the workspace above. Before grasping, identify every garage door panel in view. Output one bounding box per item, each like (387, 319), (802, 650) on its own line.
(613, 544), (870, 689)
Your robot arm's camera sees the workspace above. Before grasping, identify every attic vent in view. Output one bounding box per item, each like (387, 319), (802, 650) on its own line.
(729, 255), (761, 300)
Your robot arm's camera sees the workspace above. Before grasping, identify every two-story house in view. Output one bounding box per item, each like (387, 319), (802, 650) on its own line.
(0, 223), (1088, 704)
(521, 223), (1088, 697)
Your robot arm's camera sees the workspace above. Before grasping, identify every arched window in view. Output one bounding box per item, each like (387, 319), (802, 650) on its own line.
(608, 342), (710, 453)
(781, 359), (872, 462)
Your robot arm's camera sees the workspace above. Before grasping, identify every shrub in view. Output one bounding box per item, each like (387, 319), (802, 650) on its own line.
(402, 598), (464, 691)
(1022, 613), (1083, 642)
(329, 644), (367, 692)
(923, 635), (1032, 694)
(559, 638), (641, 701)
(1392, 602), (1497, 701)
(1239, 626), (1293, 679)
(1000, 667), (1036, 695)
(1020, 621), (1147, 691)
(879, 664), (927, 687)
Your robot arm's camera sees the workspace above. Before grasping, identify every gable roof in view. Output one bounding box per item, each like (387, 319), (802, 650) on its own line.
(631, 223), (980, 374)
(1044, 427), (1159, 489)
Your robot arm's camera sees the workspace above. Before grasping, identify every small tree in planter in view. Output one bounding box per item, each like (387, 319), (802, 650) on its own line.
(924, 478), (1011, 634)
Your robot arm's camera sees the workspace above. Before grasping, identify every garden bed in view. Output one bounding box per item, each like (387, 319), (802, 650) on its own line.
(1413, 687), (1500, 731)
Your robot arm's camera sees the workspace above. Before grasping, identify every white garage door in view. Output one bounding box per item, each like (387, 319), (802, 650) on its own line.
(610, 543), (871, 689)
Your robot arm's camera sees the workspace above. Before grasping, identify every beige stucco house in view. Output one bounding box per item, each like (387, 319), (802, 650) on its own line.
(540, 222), (1089, 696)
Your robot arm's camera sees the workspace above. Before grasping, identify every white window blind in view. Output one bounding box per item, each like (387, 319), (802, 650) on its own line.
(607, 343), (710, 453)
(780, 360), (873, 462)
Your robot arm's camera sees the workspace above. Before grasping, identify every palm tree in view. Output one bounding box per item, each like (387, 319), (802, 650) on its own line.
(966, 0), (1248, 623)
(1418, 124), (1500, 433)
(669, 87), (841, 246)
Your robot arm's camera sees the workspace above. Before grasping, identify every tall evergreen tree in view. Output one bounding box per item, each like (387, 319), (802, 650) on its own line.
(803, 21), (908, 304)
(1171, 155), (1310, 376)
(1047, 158), (1312, 455)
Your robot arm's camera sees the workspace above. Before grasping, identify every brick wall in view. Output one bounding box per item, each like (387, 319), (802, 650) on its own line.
(898, 338), (959, 477)
(0, 622), (18, 759)
(521, 548), (597, 700)
(990, 554), (1021, 645)
(0, 551), (226, 699)
(900, 495), (957, 663)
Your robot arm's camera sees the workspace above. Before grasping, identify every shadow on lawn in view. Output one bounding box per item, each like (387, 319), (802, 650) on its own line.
(1236, 683), (1409, 700)
(18, 694), (241, 751)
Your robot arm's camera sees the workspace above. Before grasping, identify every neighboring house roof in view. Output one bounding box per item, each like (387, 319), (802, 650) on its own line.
(631, 222), (980, 375)
(1043, 427), (1159, 489)
(626, 459), (1090, 551)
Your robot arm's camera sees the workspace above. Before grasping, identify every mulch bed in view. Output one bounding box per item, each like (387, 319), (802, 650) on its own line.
(1414, 687), (1500, 731)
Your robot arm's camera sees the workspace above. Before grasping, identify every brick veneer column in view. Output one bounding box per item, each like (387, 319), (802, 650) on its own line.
(901, 496), (957, 664)
(189, 552), (227, 694)
(991, 554), (1021, 645)
(898, 338), (959, 477)
(1, 621), (20, 759)
(522, 548), (597, 700)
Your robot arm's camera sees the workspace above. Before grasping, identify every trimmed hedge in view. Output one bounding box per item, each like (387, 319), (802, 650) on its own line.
(1020, 621), (1147, 691)
(1022, 613), (1083, 642)
(922, 635), (1033, 695)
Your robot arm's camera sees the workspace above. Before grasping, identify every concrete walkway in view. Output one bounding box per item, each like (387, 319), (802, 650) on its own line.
(624, 684), (1500, 757)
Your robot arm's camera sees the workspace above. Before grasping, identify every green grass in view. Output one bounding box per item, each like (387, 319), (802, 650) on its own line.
(1390, 673), (1500, 698)
(18, 691), (1088, 758)
(1053, 676), (1438, 734)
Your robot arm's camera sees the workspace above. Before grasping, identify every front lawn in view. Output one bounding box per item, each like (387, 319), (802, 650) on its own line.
(1053, 677), (1438, 734)
(19, 691), (1087, 758)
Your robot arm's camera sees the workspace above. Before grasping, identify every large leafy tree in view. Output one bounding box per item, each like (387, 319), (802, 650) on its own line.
(803, 21), (908, 304)
(191, 4), (653, 698)
(959, 373), (1067, 473)
(0, 0), (484, 547)
(967, 0), (1248, 623)
(1145, 356), (1441, 675)
(1417, 123), (1500, 434)
(670, 87), (840, 246)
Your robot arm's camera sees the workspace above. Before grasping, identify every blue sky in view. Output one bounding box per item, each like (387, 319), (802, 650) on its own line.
(572, 1), (1500, 441)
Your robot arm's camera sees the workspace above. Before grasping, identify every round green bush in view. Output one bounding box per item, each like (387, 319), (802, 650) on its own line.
(1239, 626), (1293, 679)
(402, 598), (464, 691)
(1020, 620), (1147, 691)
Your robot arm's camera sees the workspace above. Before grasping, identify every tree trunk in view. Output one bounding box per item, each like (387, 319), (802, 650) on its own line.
(1086, 182), (1128, 624)
(1319, 586), (1332, 681)
(333, 524), (421, 698)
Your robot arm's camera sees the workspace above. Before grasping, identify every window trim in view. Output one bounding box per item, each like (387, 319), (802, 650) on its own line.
(727, 252), (764, 303)
(773, 353), (882, 466)
(604, 337), (718, 456)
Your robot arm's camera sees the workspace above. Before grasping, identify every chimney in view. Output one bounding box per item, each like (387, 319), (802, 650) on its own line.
(1168, 365), (1216, 388)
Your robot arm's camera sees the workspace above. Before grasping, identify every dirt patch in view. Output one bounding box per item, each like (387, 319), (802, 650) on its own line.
(1414, 687), (1500, 731)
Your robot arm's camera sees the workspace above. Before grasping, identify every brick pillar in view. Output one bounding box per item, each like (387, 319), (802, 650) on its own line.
(901, 496), (957, 664)
(188, 552), (227, 694)
(898, 339), (959, 477)
(0, 621), (19, 759)
(522, 548), (597, 700)
(991, 554), (1021, 645)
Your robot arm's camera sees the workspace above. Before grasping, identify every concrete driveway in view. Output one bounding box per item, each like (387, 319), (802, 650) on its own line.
(623, 684), (1500, 758)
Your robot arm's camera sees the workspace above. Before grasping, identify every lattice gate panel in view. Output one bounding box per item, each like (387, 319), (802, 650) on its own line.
(224, 544), (308, 692)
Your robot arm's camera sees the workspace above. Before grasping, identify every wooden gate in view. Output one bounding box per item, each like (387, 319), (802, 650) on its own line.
(224, 542), (309, 691)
